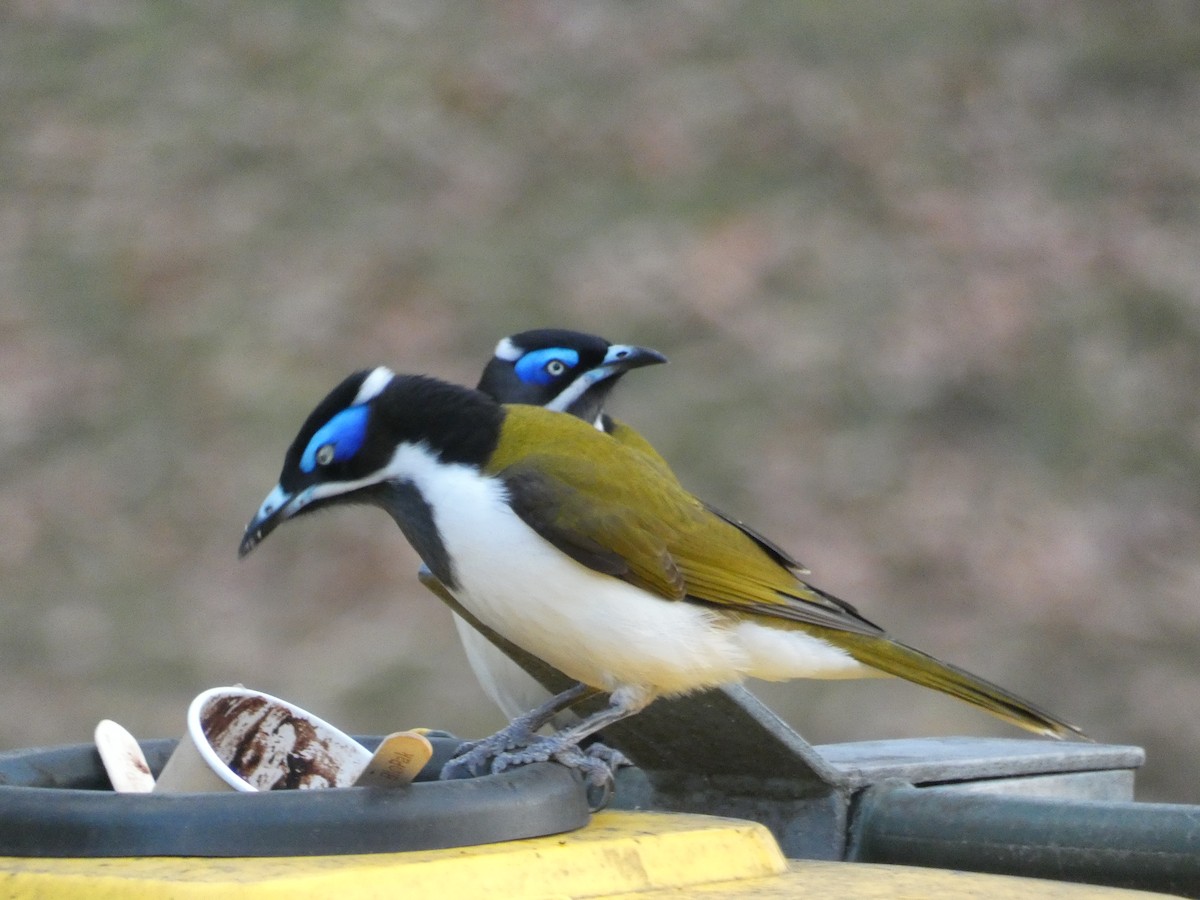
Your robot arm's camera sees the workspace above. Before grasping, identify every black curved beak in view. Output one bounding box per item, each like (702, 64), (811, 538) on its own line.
(601, 344), (667, 375)
(238, 483), (300, 559)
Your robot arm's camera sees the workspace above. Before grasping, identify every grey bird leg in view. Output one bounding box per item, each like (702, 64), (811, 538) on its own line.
(440, 682), (598, 780)
(481, 689), (650, 808)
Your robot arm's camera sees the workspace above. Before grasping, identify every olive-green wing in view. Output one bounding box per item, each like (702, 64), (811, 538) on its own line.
(607, 416), (807, 573)
(701, 502), (808, 574)
(491, 407), (1085, 741)
(603, 417), (675, 478)
(491, 406), (880, 637)
(499, 459), (686, 598)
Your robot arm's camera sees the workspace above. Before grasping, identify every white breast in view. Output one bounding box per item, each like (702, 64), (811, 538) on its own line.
(391, 443), (873, 704)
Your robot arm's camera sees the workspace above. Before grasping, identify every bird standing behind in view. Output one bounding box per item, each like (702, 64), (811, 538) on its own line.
(465, 329), (806, 728)
(461, 329), (669, 722)
(240, 368), (1085, 784)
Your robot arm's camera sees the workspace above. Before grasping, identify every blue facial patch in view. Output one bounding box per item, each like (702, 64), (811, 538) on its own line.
(514, 347), (580, 385)
(300, 404), (370, 473)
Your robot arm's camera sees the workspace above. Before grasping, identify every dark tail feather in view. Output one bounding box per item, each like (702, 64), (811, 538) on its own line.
(841, 633), (1088, 741)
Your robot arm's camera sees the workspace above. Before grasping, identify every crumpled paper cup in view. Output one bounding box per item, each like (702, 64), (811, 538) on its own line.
(153, 686), (372, 793)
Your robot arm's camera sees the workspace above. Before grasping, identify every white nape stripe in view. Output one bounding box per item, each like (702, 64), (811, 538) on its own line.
(493, 337), (522, 361)
(543, 367), (607, 414)
(353, 367), (395, 405)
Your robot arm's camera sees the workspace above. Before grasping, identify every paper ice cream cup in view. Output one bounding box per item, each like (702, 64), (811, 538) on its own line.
(153, 686), (372, 793)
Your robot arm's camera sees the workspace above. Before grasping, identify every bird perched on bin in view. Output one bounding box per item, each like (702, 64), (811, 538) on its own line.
(240, 360), (1085, 785)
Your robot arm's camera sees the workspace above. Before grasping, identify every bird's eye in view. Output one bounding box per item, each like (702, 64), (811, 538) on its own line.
(514, 347), (579, 386)
(300, 404), (370, 474)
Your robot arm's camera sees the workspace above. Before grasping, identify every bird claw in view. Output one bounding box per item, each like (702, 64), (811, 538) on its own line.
(580, 740), (631, 772)
(440, 734), (628, 811)
(492, 737), (621, 811)
(438, 728), (529, 780)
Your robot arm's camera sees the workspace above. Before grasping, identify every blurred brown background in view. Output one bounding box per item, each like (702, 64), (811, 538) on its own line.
(3, 2), (1199, 802)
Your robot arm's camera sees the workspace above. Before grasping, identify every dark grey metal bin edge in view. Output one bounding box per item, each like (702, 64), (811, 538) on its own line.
(849, 779), (1200, 898)
(0, 737), (590, 858)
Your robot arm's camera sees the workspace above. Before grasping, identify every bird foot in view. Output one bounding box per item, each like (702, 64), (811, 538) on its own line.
(439, 722), (538, 781)
(579, 740), (631, 772)
(441, 733), (629, 811)
(492, 736), (625, 810)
